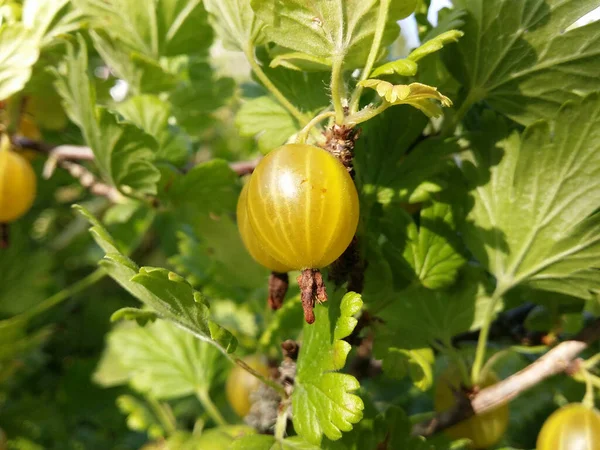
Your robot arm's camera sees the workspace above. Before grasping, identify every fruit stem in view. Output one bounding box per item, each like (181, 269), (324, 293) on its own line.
(442, 340), (471, 388)
(348, 0), (390, 114)
(471, 290), (504, 385)
(232, 356), (287, 398)
(196, 388), (228, 426)
(244, 44), (310, 126)
(583, 352), (600, 370)
(274, 406), (288, 440)
(147, 396), (177, 435)
(295, 111), (335, 144)
(22, 268), (106, 321)
(344, 102), (390, 126)
(330, 55), (347, 124)
(582, 369), (596, 409)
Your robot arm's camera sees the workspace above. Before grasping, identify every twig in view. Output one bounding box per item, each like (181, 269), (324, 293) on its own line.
(15, 137), (260, 177)
(229, 158), (261, 176)
(59, 161), (122, 203)
(412, 318), (600, 437)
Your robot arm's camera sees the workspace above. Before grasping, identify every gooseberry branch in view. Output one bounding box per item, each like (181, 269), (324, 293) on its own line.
(412, 318), (600, 437)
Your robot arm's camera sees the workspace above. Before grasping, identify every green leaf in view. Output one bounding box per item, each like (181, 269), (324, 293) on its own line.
(75, 205), (238, 353)
(0, 24), (38, 100)
(204, 0), (266, 51)
(0, 316), (51, 367)
(22, 0), (82, 47)
(236, 96), (299, 153)
(116, 395), (165, 439)
(256, 49), (331, 114)
(169, 60), (235, 136)
(53, 38), (161, 195)
(381, 407), (433, 450)
(167, 160), (239, 217)
(259, 296), (304, 351)
(375, 266), (497, 348)
(104, 319), (223, 399)
(251, 0), (417, 69)
(163, 427), (255, 450)
(354, 105), (429, 208)
(447, 0), (600, 125)
(110, 307), (158, 326)
(371, 58), (418, 77)
(382, 201), (467, 289)
(370, 29), (463, 78)
(116, 94), (190, 166)
(0, 224), (52, 317)
(354, 105), (459, 207)
(358, 80), (453, 118)
(90, 31), (181, 94)
(379, 347), (435, 391)
(292, 290), (364, 445)
(0, 0), (83, 100)
(73, 0), (212, 58)
(461, 94), (600, 299)
(169, 221), (267, 299)
(230, 435), (322, 450)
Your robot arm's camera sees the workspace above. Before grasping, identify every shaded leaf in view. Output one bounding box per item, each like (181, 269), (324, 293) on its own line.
(374, 266), (497, 348)
(76, 205), (238, 353)
(382, 201), (467, 289)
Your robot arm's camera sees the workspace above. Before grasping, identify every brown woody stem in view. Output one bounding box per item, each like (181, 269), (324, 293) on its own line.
(412, 318), (600, 437)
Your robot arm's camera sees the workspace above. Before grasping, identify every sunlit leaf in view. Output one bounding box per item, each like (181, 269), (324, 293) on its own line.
(292, 290), (364, 445)
(462, 94), (600, 299)
(251, 0), (417, 69)
(446, 0), (600, 124)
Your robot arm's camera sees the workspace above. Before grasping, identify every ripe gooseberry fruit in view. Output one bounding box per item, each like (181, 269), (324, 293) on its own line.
(245, 143), (359, 270)
(434, 368), (509, 449)
(536, 403), (600, 450)
(0, 135), (36, 223)
(237, 182), (291, 274)
(226, 355), (270, 418)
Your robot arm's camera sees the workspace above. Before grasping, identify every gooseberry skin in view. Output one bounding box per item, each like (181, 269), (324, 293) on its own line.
(434, 369), (509, 449)
(225, 355), (270, 418)
(245, 143), (359, 270)
(0, 144), (37, 223)
(237, 182), (291, 273)
(536, 403), (600, 450)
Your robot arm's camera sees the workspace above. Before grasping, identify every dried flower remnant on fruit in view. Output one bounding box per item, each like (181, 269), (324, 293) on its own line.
(298, 268), (328, 324)
(268, 271), (289, 310)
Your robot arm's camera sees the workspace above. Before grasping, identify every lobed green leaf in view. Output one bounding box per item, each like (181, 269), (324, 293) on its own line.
(292, 290), (364, 445)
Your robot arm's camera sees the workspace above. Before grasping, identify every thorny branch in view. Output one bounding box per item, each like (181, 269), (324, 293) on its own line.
(412, 318), (600, 437)
(13, 136), (261, 178)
